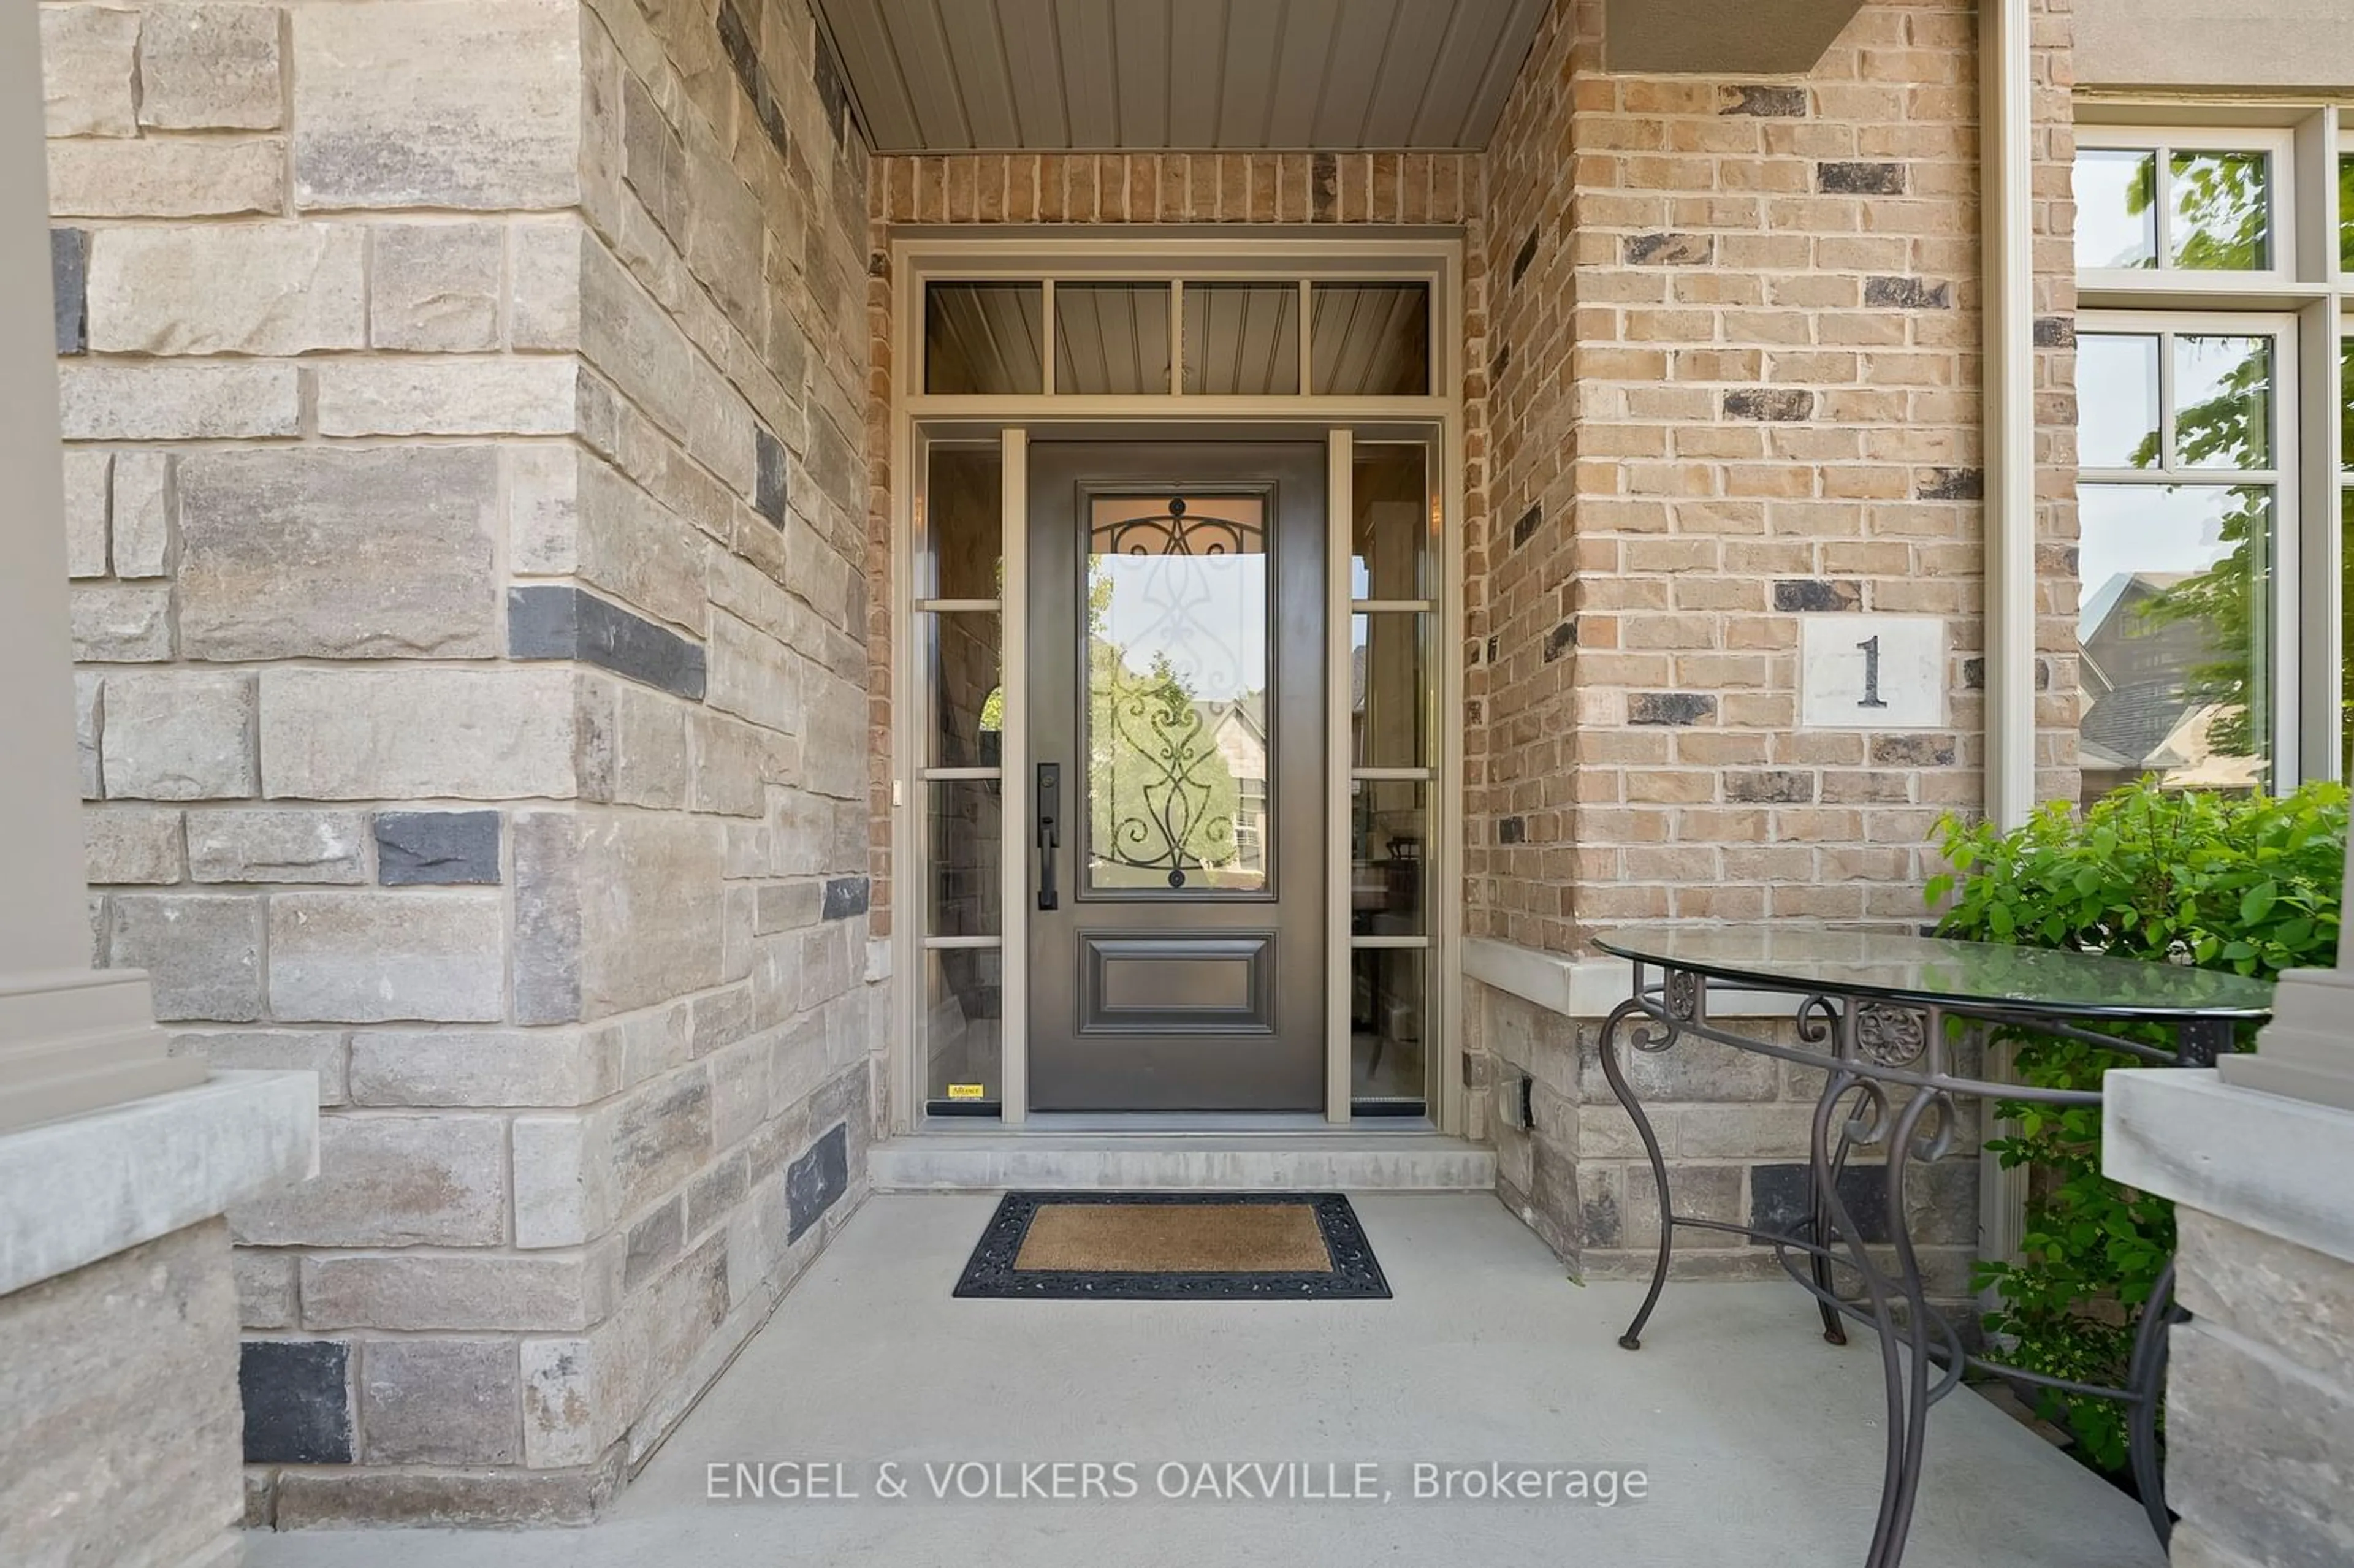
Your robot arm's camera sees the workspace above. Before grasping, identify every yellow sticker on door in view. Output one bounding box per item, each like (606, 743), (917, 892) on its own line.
(947, 1084), (986, 1100)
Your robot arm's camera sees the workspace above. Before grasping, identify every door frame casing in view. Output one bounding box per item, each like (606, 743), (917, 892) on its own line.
(886, 232), (1468, 1133)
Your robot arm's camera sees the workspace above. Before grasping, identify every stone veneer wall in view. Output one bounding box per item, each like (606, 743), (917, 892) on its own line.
(1, 1220), (244, 1568)
(45, 0), (876, 1523)
(1465, 0), (2078, 1276)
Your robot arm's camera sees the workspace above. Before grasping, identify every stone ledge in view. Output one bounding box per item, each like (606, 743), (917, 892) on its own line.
(1464, 937), (1805, 1021)
(0, 1069), (318, 1296)
(2105, 1069), (2354, 1267)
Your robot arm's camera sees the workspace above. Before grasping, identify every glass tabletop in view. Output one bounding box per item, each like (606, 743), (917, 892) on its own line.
(1591, 924), (2276, 1021)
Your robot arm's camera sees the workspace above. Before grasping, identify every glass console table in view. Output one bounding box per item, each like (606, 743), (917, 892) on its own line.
(1588, 924), (2276, 1568)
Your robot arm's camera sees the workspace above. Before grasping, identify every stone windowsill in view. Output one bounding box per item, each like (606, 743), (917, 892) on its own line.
(0, 1069), (318, 1297)
(1463, 936), (1806, 1021)
(2104, 1068), (2354, 1267)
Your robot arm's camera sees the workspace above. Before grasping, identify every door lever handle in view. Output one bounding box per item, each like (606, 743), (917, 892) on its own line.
(1036, 763), (1061, 911)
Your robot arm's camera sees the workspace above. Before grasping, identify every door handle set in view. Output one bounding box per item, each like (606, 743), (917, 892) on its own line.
(1035, 762), (1060, 910)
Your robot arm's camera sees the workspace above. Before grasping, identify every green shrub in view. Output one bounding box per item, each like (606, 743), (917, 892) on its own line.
(1924, 780), (2346, 1472)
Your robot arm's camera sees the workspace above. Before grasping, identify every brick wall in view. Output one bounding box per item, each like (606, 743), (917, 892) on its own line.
(1471, 0), (2078, 958)
(46, 0), (875, 1523)
(1467, 0), (2076, 1278)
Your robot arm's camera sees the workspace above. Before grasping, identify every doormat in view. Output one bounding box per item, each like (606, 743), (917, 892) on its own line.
(953, 1192), (1390, 1300)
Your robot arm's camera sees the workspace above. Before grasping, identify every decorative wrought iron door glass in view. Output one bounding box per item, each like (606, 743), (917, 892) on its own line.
(1083, 495), (1270, 894)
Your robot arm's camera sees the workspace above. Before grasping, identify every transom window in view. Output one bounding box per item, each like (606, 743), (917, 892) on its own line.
(2072, 116), (2347, 805)
(922, 278), (1433, 398)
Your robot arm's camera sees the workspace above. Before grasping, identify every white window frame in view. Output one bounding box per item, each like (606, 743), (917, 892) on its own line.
(889, 234), (1467, 1135)
(2070, 107), (2347, 789)
(2074, 307), (2304, 786)
(2076, 124), (2299, 294)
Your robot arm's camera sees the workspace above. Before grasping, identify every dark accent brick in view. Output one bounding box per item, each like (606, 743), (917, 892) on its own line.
(1872, 734), (1958, 767)
(1962, 657), (2051, 692)
(754, 428), (788, 527)
(1917, 467), (1984, 501)
(376, 810), (501, 886)
(1630, 692), (1717, 726)
(822, 875), (870, 920)
(1721, 85), (1808, 117)
(1512, 503), (1542, 549)
(1724, 388), (1814, 422)
(1751, 1162), (1888, 1247)
(786, 1122), (849, 1242)
(1489, 342), (1509, 384)
(1311, 153), (1338, 221)
(1497, 816), (1526, 845)
(2033, 316), (2075, 348)
(1773, 579), (1859, 613)
(242, 1340), (352, 1464)
(1624, 232), (1713, 266)
(717, 0), (790, 160)
(508, 585), (706, 699)
(51, 229), (88, 356)
(1484, 635), (1499, 666)
(1818, 161), (1906, 196)
(1864, 275), (1951, 310)
(1512, 227), (1539, 285)
(1726, 770), (1816, 804)
(1542, 621), (1575, 662)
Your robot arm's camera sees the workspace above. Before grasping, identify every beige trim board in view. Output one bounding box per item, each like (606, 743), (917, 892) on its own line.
(0, 969), (201, 1136)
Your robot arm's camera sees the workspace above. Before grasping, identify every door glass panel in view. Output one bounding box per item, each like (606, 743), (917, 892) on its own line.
(1054, 283), (1173, 395)
(2076, 335), (2161, 470)
(1353, 613), (1430, 767)
(1350, 778), (1427, 937)
(1084, 494), (1270, 894)
(2074, 150), (2157, 270)
(1312, 284), (1431, 395)
(1350, 947), (1427, 1108)
(924, 611), (1002, 768)
(928, 779), (1003, 937)
(1352, 443), (1432, 598)
(924, 948), (1002, 1106)
(2076, 484), (2272, 807)
(919, 444), (1003, 601)
(925, 283), (1043, 394)
(2169, 151), (2271, 270)
(1183, 284), (1301, 395)
(2174, 335), (2274, 470)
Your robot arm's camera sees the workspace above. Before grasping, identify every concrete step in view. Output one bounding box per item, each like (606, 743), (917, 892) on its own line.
(869, 1132), (1496, 1192)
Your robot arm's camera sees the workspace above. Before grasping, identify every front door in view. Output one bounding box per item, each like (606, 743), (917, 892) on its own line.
(1026, 443), (1327, 1111)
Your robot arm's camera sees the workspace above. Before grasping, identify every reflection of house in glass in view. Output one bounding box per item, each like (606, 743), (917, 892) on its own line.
(1198, 694), (1269, 874)
(2078, 571), (2264, 805)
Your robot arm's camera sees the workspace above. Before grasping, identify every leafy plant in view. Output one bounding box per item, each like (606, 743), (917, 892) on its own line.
(1925, 780), (2346, 1472)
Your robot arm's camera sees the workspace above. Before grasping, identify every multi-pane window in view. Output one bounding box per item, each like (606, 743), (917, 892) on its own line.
(2073, 123), (2342, 805)
(921, 278), (1434, 398)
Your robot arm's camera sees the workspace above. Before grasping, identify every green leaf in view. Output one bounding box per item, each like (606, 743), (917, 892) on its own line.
(2240, 880), (2278, 924)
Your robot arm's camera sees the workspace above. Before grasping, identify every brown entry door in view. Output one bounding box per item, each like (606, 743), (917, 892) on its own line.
(1026, 443), (1327, 1112)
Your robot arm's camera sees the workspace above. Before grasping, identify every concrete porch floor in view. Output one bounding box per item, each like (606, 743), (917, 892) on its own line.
(249, 1193), (2165, 1568)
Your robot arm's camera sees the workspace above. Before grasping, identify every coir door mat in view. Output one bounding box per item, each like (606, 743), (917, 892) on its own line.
(952, 1192), (1391, 1300)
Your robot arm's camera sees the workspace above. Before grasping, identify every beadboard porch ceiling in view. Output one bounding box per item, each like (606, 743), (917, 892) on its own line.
(809, 0), (1553, 152)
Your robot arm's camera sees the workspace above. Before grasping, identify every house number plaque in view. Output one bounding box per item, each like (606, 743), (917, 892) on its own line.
(1799, 616), (1945, 729)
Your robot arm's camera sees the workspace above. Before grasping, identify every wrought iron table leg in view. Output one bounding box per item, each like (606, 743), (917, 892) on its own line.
(1862, 1089), (1941, 1568)
(1597, 997), (1674, 1352)
(1808, 1089), (1861, 1347)
(2126, 1258), (2182, 1545)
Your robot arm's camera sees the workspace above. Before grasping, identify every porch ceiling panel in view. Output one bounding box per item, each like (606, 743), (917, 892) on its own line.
(813, 0), (1552, 152)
